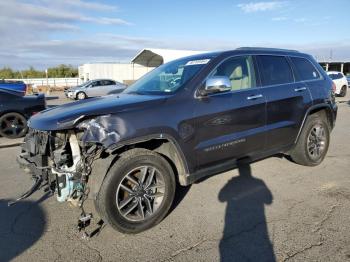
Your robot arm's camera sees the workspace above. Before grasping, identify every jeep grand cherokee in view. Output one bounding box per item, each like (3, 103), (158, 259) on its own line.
(16, 48), (337, 234)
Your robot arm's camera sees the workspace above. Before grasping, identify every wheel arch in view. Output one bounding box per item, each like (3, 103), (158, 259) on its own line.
(89, 134), (190, 200)
(295, 104), (335, 144)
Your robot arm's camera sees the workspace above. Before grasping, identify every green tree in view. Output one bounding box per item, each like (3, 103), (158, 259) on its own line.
(48, 64), (78, 77)
(0, 65), (79, 79)
(0, 67), (15, 79)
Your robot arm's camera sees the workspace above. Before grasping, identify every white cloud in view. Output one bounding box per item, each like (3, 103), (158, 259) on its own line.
(0, 1), (130, 27)
(81, 17), (132, 25)
(45, 0), (118, 11)
(238, 1), (286, 13)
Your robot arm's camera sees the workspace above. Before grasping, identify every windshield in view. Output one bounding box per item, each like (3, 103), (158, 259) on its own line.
(125, 55), (213, 95)
(80, 80), (92, 87)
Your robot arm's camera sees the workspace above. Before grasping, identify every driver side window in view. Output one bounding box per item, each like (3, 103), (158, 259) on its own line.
(211, 56), (257, 91)
(91, 81), (100, 87)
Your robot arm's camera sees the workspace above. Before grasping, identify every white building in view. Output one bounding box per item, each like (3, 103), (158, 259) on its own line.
(79, 48), (207, 84)
(78, 63), (152, 83)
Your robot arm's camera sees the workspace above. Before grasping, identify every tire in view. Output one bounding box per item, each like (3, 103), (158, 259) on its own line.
(290, 114), (330, 166)
(76, 92), (87, 100)
(339, 85), (347, 97)
(95, 148), (176, 234)
(0, 112), (28, 139)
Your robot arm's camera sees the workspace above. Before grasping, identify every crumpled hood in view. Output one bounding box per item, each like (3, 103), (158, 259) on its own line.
(28, 94), (168, 130)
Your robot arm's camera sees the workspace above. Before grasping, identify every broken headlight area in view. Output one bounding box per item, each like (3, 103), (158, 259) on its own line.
(77, 115), (124, 148)
(15, 128), (103, 208)
(14, 116), (125, 236)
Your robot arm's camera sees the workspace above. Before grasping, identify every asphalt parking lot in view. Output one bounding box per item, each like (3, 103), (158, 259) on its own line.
(0, 94), (350, 262)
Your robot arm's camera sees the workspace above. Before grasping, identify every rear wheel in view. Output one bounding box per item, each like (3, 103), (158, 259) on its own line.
(339, 85), (347, 97)
(95, 148), (176, 233)
(290, 114), (330, 166)
(0, 112), (27, 139)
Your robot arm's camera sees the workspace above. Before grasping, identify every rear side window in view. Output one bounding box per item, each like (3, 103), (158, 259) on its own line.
(102, 80), (115, 85)
(328, 73), (343, 80)
(290, 57), (320, 81)
(257, 55), (294, 86)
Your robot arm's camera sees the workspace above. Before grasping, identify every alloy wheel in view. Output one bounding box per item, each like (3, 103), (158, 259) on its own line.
(0, 113), (27, 138)
(116, 166), (165, 222)
(307, 124), (327, 160)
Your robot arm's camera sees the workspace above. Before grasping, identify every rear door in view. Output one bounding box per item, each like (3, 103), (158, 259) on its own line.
(103, 80), (123, 95)
(256, 55), (312, 150)
(194, 55), (267, 169)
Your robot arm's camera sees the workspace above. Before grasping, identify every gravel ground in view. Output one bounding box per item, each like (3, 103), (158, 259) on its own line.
(0, 93), (349, 262)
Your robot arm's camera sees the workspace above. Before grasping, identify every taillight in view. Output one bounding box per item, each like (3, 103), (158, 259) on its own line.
(331, 82), (336, 92)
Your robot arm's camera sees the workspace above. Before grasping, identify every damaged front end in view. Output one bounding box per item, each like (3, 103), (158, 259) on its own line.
(14, 115), (122, 234)
(16, 129), (99, 205)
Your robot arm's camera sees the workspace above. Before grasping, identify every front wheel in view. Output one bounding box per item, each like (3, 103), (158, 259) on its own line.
(76, 92), (87, 100)
(290, 114), (330, 166)
(95, 148), (176, 234)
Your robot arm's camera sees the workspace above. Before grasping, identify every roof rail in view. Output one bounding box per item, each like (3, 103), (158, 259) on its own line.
(236, 47), (299, 53)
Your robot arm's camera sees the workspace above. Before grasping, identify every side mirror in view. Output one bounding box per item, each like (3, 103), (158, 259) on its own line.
(200, 76), (231, 96)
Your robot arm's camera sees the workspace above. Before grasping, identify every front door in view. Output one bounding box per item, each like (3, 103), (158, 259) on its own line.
(193, 55), (267, 169)
(86, 80), (102, 97)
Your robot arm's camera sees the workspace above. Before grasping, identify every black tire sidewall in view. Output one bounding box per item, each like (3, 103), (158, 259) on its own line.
(99, 151), (175, 233)
(0, 112), (28, 138)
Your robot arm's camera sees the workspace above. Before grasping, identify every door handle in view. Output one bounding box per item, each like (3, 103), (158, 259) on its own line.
(294, 87), (307, 92)
(247, 94), (263, 100)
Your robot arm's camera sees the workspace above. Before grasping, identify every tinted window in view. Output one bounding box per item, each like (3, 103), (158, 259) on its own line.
(210, 55), (256, 90)
(91, 81), (101, 87)
(108, 80), (116, 85)
(290, 57), (320, 81)
(257, 55), (294, 86)
(328, 73), (343, 80)
(101, 80), (108, 85)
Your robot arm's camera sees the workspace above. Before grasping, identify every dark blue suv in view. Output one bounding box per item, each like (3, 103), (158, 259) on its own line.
(17, 48), (337, 234)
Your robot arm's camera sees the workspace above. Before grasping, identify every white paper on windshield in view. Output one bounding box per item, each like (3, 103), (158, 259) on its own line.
(185, 59), (210, 66)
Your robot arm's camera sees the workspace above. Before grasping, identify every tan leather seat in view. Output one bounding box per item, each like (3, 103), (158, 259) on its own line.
(229, 66), (249, 90)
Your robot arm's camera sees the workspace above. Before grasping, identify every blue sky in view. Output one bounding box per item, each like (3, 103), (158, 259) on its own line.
(1, 0), (349, 69)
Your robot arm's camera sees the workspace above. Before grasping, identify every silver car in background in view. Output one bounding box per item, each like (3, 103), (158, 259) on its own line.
(65, 79), (127, 100)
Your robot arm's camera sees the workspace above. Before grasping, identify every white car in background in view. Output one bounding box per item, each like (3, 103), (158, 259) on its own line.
(65, 79), (127, 100)
(327, 71), (348, 97)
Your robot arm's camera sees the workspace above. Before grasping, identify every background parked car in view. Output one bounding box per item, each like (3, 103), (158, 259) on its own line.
(0, 80), (27, 96)
(346, 75), (350, 86)
(65, 79), (127, 100)
(0, 88), (46, 138)
(327, 71), (348, 97)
